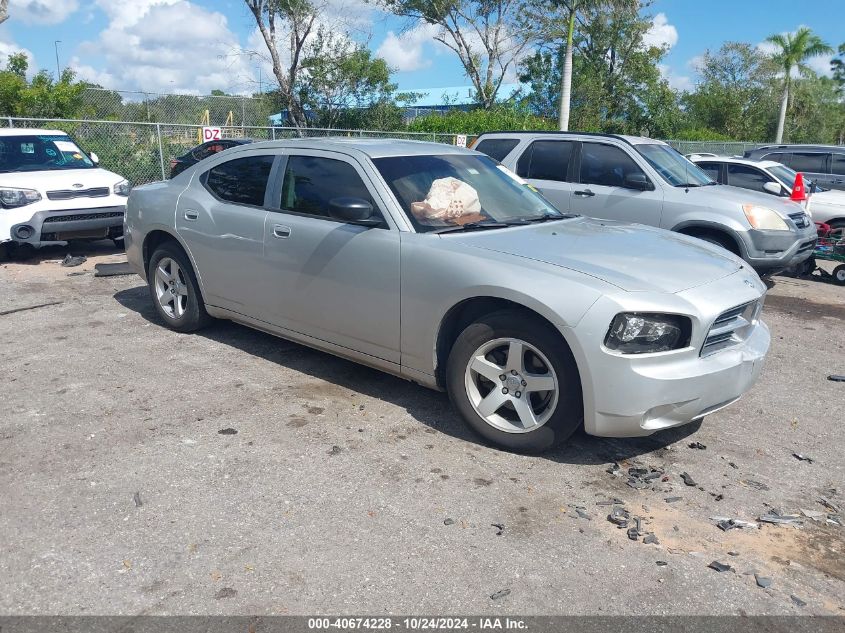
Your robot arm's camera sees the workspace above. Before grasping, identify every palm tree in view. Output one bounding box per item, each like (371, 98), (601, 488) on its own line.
(766, 27), (832, 143)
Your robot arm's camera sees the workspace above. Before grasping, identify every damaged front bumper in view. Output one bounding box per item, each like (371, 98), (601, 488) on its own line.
(8, 206), (126, 246)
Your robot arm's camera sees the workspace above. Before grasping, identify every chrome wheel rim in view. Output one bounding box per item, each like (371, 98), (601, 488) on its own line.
(154, 257), (188, 320)
(464, 337), (559, 434)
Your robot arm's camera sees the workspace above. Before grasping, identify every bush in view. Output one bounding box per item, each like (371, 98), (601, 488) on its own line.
(407, 107), (557, 135)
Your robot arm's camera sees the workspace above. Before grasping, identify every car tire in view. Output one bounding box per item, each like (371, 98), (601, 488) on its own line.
(446, 310), (583, 453)
(833, 264), (845, 286)
(696, 233), (736, 254)
(147, 242), (212, 333)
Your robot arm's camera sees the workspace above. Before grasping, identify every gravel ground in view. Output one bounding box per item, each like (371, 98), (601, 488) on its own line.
(0, 242), (843, 616)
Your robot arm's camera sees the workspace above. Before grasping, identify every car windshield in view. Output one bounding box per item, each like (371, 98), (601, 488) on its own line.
(372, 154), (568, 233)
(767, 163), (820, 190)
(0, 134), (95, 173)
(635, 143), (715, 187)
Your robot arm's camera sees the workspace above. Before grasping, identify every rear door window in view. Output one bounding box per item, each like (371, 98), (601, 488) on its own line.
(830, 154), (845, 176)
(204, 155), (275, 206)
(579, 142), (645, 187)
(474, 138), (519, 162)
(789, 152), (828, 173)
(697, 162), (722, 182)
(516, 140), (574, 181)
(762, 152), (790, 166)
(727, 164), (771, 193)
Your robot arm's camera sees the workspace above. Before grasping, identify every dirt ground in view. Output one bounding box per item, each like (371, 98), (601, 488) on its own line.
(0, 241), (843, 615)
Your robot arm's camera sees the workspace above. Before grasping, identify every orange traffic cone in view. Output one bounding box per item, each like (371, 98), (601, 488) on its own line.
(790, 172), (807, 202)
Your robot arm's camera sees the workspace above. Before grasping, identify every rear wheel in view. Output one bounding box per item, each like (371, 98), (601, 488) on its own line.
(147, 243), (212, 332)
(446, 310), (583, 453)
(833, 265), (845, 286)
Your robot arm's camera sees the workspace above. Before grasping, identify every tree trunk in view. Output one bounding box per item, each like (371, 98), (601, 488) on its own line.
(775, 75), (789, 143)
(558, 10), (575, 131)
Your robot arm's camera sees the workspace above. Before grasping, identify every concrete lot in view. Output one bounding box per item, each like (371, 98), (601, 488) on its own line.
(0, 242), (843, 615)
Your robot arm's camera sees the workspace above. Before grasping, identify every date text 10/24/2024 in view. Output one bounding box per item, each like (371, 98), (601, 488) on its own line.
(308, 618), (528, 630)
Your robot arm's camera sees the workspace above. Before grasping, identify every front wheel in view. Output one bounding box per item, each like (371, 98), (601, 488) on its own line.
(833, 264), (845, 286)
(446, 310), (583, 453)
(147, 243), (212, 332)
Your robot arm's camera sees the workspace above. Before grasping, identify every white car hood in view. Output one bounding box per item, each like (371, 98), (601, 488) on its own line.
(453, 217), (745, 294)
(809, 189), (845, 210)
(0, 168), (124, 192)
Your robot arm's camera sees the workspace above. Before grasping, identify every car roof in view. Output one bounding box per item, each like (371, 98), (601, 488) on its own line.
(474, 130), (666, 147)
(749, 144), (845, 153)
(0, 128), (67, 136)
(691, 155), (786, 169)
(239, 137), (473, 159)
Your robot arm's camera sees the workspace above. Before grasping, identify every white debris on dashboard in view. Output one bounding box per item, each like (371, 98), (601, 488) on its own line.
(410, 177), (482, 224)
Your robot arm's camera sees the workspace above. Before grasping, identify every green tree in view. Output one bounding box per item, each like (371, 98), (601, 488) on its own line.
(765, 27), (832, 142)
(832, 43), (845, 93)
(0, 54), (86, 118)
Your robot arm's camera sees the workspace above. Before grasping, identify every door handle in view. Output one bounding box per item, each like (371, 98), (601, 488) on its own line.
(184, 210), (199, 221)
(273, 224), (292, 238)
(574, 189), (595, 197)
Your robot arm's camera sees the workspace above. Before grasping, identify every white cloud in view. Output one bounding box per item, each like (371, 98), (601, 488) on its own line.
(643, 13), (678, 50)
(376, 24), (440, 72)
(658, 63), (691, 92)
(77, 1), (257, 94)
(8, 0), (78, 25)
(807, 54), (834, 77)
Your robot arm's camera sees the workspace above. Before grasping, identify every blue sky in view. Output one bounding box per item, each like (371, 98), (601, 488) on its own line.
(1, 0), (843, 96)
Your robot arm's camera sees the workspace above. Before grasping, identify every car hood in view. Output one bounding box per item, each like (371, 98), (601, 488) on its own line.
(810, 188), (845, 209)
(0, 168), (125, 192)
(682, 184), (804, 216)
(451, 217), (744, 294)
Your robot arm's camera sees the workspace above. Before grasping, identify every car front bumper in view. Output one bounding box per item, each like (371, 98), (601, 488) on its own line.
(8, 206), (126, 246)
(741, 224), (817, 272)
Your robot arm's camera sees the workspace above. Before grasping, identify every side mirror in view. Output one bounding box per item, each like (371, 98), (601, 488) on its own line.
(89, 152), (99, 165)
(624, 172), (653, 191)
(762, 181), (783, 196)
(328, 197), (381, 227)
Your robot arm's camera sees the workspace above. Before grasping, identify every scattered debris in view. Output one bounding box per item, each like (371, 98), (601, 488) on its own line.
(728, 462), (738, 469)
(606, 462), (623, 477)
(491, 523), (505, 536)
(754, 575), (773, 589)
(643, 533), (659, 545)
(94, 262), (134, 277)
(800, 509), (827, 521)
(827, 375), (845, 383)
(607, 507), (630, 528)
(740, 479), (770, 491)
(792, 453), (814, 463)
(818, 497), (840, 513)
(214, 587), (237, 600)
(443, 518), (455, 526)
(574, 507), (590, 520)
(61, 254), (87, 267)
(708, 561), (734, 573)
(596, 498), (624, 506)
(711, 517), (759, 530)
(680, 472), (698, 487)
(490, 588), (511, 601)
(758, 512), (803, 527)
(627, 466), (664, 489)
(218, 428), (238, 435)
(133, 492), (142, 508)
(656, 561), (668, 567)
(688, 441), (707, 450)
(664, 496), (682, 503)
(327, 445), (342, 455)
(66, 271), (87, 277)
(728, 551), (739, 557)
(790, 595), (807, 608)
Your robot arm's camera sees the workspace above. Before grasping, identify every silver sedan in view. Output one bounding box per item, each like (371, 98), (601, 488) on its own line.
(125, 139), (770, 452)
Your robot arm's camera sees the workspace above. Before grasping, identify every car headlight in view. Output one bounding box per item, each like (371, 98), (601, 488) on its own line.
(0, 186), (41, 208)
(113, 180), (131, 196)
(742, 204), (789, 231)
(604, 313), (691, 354)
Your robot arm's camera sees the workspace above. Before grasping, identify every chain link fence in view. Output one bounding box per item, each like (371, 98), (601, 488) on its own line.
(1, 117), (462, 185)
(663, 140), (769, 157)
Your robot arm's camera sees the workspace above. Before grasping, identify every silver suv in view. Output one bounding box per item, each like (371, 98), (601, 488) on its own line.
(473, 132), (817, 274)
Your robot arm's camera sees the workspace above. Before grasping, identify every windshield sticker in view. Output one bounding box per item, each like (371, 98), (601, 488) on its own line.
(54, 140), (82, 153)
(20, 143), (35, 154)
(45, 148), (57, 157)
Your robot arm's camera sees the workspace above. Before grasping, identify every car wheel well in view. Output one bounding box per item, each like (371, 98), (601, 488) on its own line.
(143, 230), (183, 272)
(435, 297), (567, 389)
(677, 226), (741, 256)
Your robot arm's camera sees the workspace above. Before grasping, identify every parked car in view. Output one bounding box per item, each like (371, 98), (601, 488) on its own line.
(691, 155), (845, 229)
(0, 128), (129, 257)
(169, 138), (254, 178)
(125, 138), (770, 453)
(744, 144), (845, 192)
(473, 131), (817, 274)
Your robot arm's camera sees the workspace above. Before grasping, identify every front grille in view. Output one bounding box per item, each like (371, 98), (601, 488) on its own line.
(701, 300), (761, 356)
(47, 187), (110, 200)
(43, 211), (124, 223)
(788, 212), (810, 229)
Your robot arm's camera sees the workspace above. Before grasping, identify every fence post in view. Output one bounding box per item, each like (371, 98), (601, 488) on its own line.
(155, 123), (166, 180)
(271, 127), (276, 141)
(7, 116), (12, 128)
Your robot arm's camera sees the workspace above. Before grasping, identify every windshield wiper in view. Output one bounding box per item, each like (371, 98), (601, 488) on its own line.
(432, 221), (510, 234)
(675, 182), (702, 188)
(519, 212), (577, 223)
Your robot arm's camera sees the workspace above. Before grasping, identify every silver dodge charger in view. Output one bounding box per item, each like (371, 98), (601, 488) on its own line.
(125, 138), (770, 452)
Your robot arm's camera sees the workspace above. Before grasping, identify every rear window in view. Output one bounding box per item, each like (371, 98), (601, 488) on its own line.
(473, 138), (519, 162)
(516, 140), (574, 182)
(832, 154), (845, 176)
(790, 152), (828, 173)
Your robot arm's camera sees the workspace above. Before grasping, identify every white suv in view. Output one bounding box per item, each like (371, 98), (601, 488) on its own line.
(0, 128), (130, 257)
